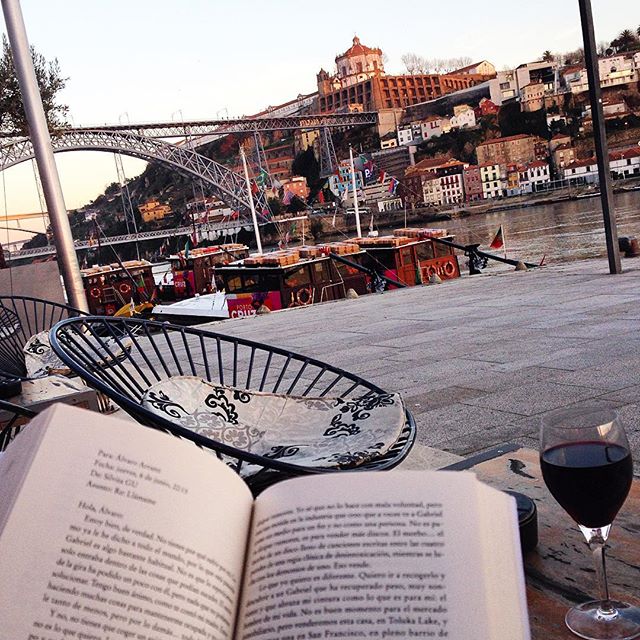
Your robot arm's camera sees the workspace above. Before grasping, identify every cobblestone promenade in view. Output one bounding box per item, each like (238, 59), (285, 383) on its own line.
(208, 257), (640, 473)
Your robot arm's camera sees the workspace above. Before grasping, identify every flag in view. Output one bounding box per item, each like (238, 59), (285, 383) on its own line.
(250, 181), (259, 195)
(489, 226), (504, 250)
(378, 170), (387, 184)
(317, 189), (325, 204)
(282, 189), (294, 205)
(184, 238), (191, 259)
(388, 178), (398, 195)
(256, 168), (270, 187)
(191, 230), (198, 247)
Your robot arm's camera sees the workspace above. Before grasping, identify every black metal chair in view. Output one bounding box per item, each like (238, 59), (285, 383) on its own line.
(50, 316), (416, 493)
(0, 306), (27, 378)
(0, 398), (37, 452)
(0, 296), (86, 380)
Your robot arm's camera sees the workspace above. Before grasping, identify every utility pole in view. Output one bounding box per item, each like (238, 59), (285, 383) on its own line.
(240, 146), (263, 254)
(1, 0), (88, 308)
(578, 0), (621, 274)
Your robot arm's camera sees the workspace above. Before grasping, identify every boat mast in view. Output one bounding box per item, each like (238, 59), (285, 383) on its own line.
(349, 145), (362, 238)
(240, 145), (263, 254)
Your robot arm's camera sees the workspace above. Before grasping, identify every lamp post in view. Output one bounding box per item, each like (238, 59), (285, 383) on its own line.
(578, 0), (621, 274)
(1, 0), (88, 308)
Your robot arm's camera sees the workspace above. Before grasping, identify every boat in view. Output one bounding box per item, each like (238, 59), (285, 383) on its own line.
(161, 243), (250, 300)
(152, 291), (229, 325)
(354, 228), (460, 286)
(149, 226), (461, 324)
(82, 260), (155, 316)
(149, 243), (369, 324)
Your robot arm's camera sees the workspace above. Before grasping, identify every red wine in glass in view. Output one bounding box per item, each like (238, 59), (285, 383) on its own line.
(540, 407), (640, 640)
(540, 441), (632, 528)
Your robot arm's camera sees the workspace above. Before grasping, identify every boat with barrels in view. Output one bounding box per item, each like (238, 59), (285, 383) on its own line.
(150, 227), (460, 324)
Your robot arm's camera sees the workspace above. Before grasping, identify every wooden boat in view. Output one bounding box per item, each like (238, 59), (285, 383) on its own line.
(81, 260), (155, 316)
(214, 242), (370, 319)
(354, 228), (460, 286)
(166, 244), (249, 299)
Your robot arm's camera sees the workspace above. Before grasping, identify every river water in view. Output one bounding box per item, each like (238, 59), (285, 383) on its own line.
(441, 190), (640, 268)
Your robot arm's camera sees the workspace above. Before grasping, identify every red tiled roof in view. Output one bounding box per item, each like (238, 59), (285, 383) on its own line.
(526, 160), (549, 169)
(609, 147), (640, 161)
(564, 158), (596, 170)
(554, 143), (573, 151)
(336, 36), (381, 60)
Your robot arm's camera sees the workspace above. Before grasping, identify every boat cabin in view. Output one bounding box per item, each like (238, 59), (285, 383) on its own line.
(169, 244), (249, 298)
(354, 228), (460, 286)
(215, 243), (370, 318)
(82, 260), (155, 315)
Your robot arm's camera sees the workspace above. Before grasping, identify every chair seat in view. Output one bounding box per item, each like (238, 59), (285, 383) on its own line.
(141, 376), (406, 476)
(23, 331), (131, 379)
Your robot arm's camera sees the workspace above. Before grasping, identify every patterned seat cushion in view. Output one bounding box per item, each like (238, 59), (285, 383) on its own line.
(141, 376), (406, 476)
(23, 331), (131, 379)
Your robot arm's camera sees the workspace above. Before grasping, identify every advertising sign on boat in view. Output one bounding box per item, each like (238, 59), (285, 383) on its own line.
(226, 291), (282, 319)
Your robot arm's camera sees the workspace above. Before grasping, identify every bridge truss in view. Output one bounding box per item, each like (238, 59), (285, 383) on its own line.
(0, 129), (269, 216)
(59, 112), (378, 140)
(4, 218), (252, 261)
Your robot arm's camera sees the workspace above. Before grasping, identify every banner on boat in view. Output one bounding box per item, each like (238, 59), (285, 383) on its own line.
(226, 291), (282, 318)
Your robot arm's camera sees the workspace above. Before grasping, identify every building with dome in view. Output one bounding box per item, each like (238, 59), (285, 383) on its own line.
(316, 36), (487, 114)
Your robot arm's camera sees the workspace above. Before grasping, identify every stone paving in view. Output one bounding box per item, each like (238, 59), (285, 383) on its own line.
(202, 257), (640, 474)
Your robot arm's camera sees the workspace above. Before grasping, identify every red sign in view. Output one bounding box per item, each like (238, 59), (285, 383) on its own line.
(227, 291), (282, 319)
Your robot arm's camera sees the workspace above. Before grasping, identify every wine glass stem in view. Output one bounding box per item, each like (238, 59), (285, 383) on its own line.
(589, 536), (613, 614)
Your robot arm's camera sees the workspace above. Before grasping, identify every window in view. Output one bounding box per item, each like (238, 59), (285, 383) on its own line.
(284, 266), (311, 288)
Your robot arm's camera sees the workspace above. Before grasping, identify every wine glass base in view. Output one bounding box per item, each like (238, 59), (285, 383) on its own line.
(566, 600), (640, 639)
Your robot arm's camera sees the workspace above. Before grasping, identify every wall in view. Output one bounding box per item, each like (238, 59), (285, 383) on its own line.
(0, 262), (66, 303)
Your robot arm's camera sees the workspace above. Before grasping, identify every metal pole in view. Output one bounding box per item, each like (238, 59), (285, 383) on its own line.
(240, 146), (263, 254)
(349, 145), (362, 238)
(1, 0), (89, 308)
(578, 0), (621, 274)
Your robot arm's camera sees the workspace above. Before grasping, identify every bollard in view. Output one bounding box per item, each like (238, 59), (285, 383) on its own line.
(515, 261), (528, 271)
(256, 304), (271, 314)
(346, 288), (359, 299)
(429, 273), (443, 284)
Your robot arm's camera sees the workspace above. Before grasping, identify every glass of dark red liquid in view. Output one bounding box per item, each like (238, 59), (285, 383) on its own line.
(540, 406), (640, 639)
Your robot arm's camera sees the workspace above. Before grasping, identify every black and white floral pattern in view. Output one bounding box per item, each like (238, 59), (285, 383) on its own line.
(23, 330), (132, 379)
(141, 376), (405, 477)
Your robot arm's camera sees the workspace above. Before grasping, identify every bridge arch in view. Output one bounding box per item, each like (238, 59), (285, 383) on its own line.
(0, 130), (269, 216)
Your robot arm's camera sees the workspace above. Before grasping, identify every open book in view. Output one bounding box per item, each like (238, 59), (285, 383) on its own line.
(0, 404), (530, 640)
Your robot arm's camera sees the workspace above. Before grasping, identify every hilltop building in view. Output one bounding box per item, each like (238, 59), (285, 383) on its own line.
(139, 200), (171, 224)
(476, 134), (547, 171)
(315, 37), (485, 114)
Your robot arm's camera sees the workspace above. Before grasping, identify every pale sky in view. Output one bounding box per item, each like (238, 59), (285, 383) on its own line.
(1, 0), (639, 243)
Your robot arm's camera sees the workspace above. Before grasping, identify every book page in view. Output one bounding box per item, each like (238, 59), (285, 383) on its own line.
(236, 470), (528, 640)
(0, 403), (254, 640)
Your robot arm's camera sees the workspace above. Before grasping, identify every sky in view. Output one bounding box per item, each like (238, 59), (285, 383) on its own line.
(1, 0), (639, 243)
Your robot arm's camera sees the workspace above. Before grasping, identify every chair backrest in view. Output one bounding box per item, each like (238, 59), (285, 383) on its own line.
(0, 296), (86, 347)
(0, 306), (27, 378)
(0, 296), (87, 380)
(50, 316), (416, 484)
(0, 398), (36, 451)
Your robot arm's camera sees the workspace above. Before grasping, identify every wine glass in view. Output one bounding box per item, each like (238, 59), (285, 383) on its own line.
(540, 406), (640, 640)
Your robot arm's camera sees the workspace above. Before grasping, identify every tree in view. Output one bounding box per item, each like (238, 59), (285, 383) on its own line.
(401, 53), (431, 74)
(610, 29), (639, 53)
(0, 35), (69, 134)
(541, 50), (554, 62)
